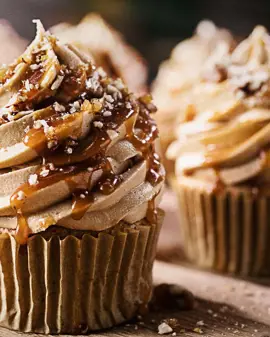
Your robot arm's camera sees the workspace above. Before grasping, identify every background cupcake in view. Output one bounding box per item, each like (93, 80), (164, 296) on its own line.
(167, 26), (270, 276)
(152, 21), (235, 179)
(51, 13), (147, 94)
(0, 20), (164, 333)
(0, 20), (27, 64)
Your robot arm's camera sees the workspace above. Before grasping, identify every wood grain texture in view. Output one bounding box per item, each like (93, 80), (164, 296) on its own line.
(0, 261), (270, 336)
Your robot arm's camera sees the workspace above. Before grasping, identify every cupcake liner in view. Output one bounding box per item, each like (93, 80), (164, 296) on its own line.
(174, 177), (270, 276)
(0, 209), (163, 334)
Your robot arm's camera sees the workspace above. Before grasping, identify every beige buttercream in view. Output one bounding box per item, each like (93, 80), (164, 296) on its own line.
(0, 21), (164, 237)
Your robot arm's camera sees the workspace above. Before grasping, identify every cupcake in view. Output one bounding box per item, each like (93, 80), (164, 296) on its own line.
(51, 13), (147, 94)
(167, 26), (270, 276)
(153, 21), (234, 178)
(0, 20), (165, 333)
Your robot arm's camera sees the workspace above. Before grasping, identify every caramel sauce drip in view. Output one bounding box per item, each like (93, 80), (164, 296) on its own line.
(96, 158), (123, 195)
(10, 62), (163, 242)
(70, 159), (123, 220)
(146, 195), (158, 224)
(25, 128), (47, 153)
(71, 190), (94, 220)
(212, 168), (225, 193)
(14, 213), (30, 245)
(125, 95), (163, 223)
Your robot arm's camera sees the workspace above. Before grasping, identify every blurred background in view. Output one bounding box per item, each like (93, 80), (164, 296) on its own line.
(1, 0), (270, 81)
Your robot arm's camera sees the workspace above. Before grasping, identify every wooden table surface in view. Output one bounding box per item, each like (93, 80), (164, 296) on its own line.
(1, 189), (270, 337)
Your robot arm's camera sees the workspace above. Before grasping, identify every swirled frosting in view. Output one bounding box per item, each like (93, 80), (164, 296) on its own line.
(51, 13), (147, 94)
(153, 21), (234, 128)
(168, 26), (270, 190)
(0, 20), (164, 243)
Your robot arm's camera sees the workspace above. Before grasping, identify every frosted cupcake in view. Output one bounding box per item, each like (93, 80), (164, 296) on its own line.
(51, 13), (147, 94)
(153, 21), (234, 178)
(0, 20), (164, 333)
(168, 26), (270, 276)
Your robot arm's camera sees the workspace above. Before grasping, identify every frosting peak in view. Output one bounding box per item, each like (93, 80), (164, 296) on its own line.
(152, 21), (235, 138)
(0, 21), (164, 243)
(230, 26), (270, 68)
(51, 13), (147, 94)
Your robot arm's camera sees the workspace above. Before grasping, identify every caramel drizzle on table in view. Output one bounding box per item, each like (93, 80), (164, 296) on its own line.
(8, 62), (163, 244)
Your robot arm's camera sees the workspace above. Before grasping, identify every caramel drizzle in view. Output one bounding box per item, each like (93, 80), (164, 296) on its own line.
(9, 63), (163, 244)
(146, 194), (158, 224)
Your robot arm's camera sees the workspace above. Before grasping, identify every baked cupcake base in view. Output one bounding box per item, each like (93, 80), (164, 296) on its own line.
(0, 210), (163, 334)
(173, 176), (270, 277)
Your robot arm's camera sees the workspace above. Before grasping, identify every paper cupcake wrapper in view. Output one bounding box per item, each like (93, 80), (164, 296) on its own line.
(0, 210), (163, 334)
(174, 178), (270, 276)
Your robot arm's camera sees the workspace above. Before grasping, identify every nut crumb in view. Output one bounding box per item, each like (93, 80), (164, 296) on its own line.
(105, 94), (114, 103)
(97, 67), (106, 77)
(126, 102), (132, 109)
(70, 101), (81, 113)
(66, 147), (73, 154)
(107, 84), (118, 93)
(158, 322), (173, 335)
(30, 64), (40, 70)
(193, 327), (203, 334)
(94, 121), (103, 128)
(28, 174), (38, 186)
(40, 169), (49, 177)
(103, 110), (112, 117)
(197, 321), (205, 326)
(114, 78), (125, 90)
(53, 102), (65, 113)
(17, 191), (26, 201)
